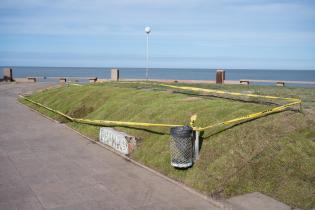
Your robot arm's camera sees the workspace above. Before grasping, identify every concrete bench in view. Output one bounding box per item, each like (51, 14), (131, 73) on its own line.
(89, 77), (97, 83)
(59, 77), (67, 83)
(27, 77), (37, 82)
(276, 81), (285, 87)
(240, 80), (250, 85)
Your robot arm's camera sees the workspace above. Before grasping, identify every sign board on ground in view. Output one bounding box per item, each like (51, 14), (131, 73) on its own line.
(99, 127), (137, 155)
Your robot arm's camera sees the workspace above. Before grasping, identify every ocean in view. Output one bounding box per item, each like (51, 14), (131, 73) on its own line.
(2, 66), (315, 86)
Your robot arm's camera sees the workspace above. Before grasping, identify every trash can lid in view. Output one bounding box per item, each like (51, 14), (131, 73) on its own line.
(170, 126), (193, 138)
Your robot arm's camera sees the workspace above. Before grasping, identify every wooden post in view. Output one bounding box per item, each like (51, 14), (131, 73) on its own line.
(111, 68), (119, 81)
(3, 68), (13, 81)
(216, 69), (225, 84)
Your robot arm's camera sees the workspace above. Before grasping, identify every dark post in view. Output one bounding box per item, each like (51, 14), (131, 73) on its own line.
(111, 68), (119, 81)
(216, 69), (225, 84)
(3, 68), (13, 81)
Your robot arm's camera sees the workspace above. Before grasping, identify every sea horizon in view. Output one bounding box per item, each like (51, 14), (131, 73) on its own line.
(2, 66), (315, 87)
(2, 65), (315, 71)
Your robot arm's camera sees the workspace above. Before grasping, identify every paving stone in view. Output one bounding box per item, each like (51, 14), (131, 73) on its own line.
(227, 192), (293, 210)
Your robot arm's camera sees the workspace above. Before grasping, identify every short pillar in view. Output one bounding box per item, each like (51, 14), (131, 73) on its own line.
(111, 68), (119, 81)
(3, 68), (13, 81)
(59, 77), (67, 83)
(216, 69), (225, 84)
(89, 77), (97, 83)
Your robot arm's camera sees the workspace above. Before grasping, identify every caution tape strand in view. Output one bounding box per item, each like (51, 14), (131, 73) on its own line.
(20, 83), (301, 132)
(158, 84), (301, 131)
(196, 101), (301, 131)
(21, 95), (183, 128)
(160, 84), (300, 102)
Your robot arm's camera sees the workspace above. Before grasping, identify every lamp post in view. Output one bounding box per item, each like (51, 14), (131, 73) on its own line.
(144, 26), (151, 80)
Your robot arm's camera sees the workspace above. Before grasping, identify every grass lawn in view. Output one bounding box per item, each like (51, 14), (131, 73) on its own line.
(20, 82), (315, 209)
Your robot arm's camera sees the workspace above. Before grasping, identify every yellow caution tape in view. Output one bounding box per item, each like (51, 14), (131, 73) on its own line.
(21, 96), (183, 128)
(159, 84), (300, 102)
(159, 84), (301, 131)
(196, 100), (301, 131)
(73, 118), (183, 128)
(190, 114), (197, 127)
(22, 96), (74, 121)
(20, 82), (301, 133)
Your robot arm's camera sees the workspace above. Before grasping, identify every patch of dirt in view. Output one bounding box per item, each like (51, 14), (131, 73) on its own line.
(165, 90), (175, 94)
(68, 105), (94, 118)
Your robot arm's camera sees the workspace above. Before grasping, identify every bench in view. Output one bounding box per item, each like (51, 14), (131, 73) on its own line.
(59, 77), (67, 83)
(89, 77), (98, 83)
(276, 81), (285, 87)
(27, 77), (37, 82)
(240, 80), (250, 85)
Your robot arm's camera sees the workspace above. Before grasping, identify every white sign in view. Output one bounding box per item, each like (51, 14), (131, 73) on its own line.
(99, 127), (136, 155)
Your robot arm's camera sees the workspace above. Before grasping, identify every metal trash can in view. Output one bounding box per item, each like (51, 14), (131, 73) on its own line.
(170, 126), (193, 168)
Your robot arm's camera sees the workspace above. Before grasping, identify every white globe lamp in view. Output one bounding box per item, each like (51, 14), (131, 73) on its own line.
(145, 26), (151, 34)
(144, 26), (151, 80)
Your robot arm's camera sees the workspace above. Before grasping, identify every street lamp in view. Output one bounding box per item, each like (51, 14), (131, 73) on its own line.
(144, 26), (151, 80)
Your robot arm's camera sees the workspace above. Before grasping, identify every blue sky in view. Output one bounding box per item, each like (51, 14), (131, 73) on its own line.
(0, 0), (314, 69)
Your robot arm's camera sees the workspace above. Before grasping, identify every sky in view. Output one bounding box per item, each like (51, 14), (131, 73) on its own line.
(0, 0), (314, 69)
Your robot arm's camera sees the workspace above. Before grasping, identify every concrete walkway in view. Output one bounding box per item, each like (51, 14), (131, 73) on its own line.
(0, 83), (221, 210)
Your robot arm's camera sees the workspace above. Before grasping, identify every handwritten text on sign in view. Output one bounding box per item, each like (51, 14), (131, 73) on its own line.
(99, 127), (136, 155)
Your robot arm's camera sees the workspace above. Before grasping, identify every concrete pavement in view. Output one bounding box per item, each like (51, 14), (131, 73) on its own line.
(0, 83), (222, 210)
(226, 192), (298, 210)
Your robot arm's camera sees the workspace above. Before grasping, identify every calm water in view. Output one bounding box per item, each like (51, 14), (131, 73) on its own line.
(2, 66), (315, 86)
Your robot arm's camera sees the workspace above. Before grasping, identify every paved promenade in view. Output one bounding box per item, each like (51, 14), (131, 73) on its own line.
(0, 83), (221, 210)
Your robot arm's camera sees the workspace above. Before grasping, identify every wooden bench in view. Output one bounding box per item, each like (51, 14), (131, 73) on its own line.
(59, 77), (67, 83)
(27, 77), (37, 82)
(276, 81), (285, 87)
(89, 77), (97, 83)
(240, 80), (250, 85)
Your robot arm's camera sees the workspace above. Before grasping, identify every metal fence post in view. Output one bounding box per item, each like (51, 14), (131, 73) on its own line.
(194, 131), (200, 161)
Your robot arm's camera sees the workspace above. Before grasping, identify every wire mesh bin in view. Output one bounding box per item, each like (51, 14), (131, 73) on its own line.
(170, 126), (193, 168)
